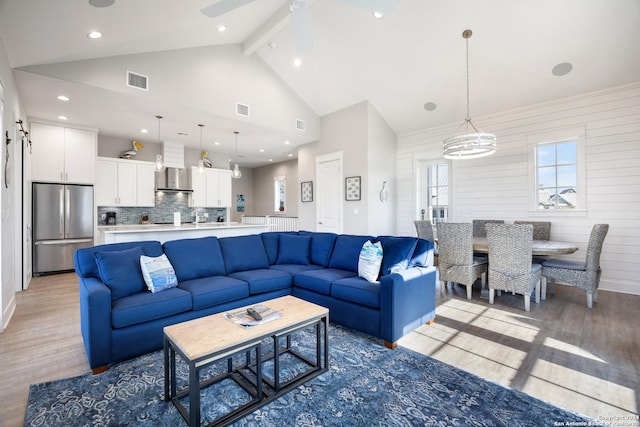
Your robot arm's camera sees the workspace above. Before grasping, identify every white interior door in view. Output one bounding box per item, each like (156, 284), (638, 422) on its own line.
(315, 152), (343, 233)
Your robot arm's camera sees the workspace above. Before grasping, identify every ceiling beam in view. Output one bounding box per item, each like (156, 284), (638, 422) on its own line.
(242, 0), (321, 56)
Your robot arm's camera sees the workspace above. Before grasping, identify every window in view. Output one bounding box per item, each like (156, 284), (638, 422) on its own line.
(528, 127), (585, 212)
(274, 175), (286, 212)
(536, 141), (577, 209)
(419, 161), (449, 223)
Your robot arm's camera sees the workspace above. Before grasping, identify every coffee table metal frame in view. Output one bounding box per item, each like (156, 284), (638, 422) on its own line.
(164, 311), (328, 427)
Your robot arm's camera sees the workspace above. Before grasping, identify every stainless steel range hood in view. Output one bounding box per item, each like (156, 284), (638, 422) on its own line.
(155, 168), (193, 192)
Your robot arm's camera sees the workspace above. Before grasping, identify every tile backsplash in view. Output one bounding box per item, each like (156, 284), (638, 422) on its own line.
(97, 192), (227, 225)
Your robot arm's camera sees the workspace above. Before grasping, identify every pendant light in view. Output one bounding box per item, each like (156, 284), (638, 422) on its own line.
(197, 124), (205, 174)
(231, 131), (242, 179)
(154, 115), (166, 171)
(443, 29), (496, 159)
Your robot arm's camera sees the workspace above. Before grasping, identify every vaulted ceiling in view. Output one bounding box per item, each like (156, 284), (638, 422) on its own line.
(0, 0), (638, 167)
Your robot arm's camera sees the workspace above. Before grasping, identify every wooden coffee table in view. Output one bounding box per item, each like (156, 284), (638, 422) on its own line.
(163, 295), (329, 427)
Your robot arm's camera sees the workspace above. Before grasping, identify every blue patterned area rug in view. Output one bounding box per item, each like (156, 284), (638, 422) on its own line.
(25, 324), (592, 426)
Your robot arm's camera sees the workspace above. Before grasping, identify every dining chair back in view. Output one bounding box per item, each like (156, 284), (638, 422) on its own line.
(437, 222), (487, 299)
(472, 219), (505, 237)
(514, 221), (551, 240)
(486, 223), (542, 312)
(541, 224), (609, 308)
(414, 220), (438, 264)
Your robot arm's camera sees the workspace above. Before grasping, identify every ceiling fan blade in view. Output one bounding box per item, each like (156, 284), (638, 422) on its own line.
(200, 0), (258, 18)
(291, 0), (313, 52)
(336, 0), (398, 16)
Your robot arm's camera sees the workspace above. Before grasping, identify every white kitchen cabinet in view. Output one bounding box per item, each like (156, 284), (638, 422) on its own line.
(136, 163), (156, 207)
(190, 167), (232, 207)
(96, 158), (155, 207)
(30, 122), (96, 184)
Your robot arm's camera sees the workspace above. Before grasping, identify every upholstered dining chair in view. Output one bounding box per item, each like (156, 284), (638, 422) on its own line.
(514, 221), (551, 240)
(486, 223), (542, 312)
(541, 224), (609, 308)
(437, 222), (487, 299)
(472, 219), (505, 238)
(414, 220), (438, 265)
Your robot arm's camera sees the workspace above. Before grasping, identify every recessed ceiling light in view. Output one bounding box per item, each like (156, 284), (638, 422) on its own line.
(57, 95), (70, 101)
(269, 158), (273, 162)
(268, 42), (277, 49)
(284, 140), (290, 145)
(293, 58), (302, 68)
(423, 102), (437, 111)
(259, 149), (264, 152)
(287, 153), (293, 157)
(140, 129), (148, 134)
(89, 0), (115, 7)
(87, 31), (103, 39)
(552, 62), (573, 77)
(373, 11), (384, 19)
(214, 141), (220, 146)
(217, 25), (227, 33)
(57, 115), (68, 121)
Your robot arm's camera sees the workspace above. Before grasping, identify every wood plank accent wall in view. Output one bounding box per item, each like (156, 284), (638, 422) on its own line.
(397, 83), (640, 295)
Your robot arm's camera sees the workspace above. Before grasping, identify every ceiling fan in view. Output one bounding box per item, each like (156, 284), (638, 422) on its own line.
(201, 0), (398, 51)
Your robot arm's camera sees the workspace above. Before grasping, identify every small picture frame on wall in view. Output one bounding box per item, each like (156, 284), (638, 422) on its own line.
(301, 181), (313, 202)
(345, 176), (361, 201)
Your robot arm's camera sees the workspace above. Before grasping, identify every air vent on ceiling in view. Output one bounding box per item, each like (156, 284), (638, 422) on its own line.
(236, 103), (250, 117)
(126, 71), (148, 91)
(296, 119), (306, 132)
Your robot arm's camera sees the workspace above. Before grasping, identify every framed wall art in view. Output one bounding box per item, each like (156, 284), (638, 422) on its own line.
(301, 181), (313, 202)
(345, 176), (361, 201)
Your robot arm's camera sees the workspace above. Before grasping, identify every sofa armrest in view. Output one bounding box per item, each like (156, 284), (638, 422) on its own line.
(78, 276), (112, 369)
(379, 266), (437, 344)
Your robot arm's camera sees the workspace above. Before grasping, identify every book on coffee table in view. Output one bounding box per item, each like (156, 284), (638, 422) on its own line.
(224, 304), (281, 328)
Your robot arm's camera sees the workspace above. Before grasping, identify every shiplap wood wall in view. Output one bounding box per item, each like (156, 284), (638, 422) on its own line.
(397, 83), (640, 295)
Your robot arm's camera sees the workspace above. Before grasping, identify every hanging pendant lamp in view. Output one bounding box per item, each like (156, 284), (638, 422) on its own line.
(154, 115), (166, 171)
(231, 131), (242, 179)
(443, 29), (496, 160)
(197, 124), (205, 173)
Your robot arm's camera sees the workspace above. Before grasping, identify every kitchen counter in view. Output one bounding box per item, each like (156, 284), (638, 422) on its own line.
(98, 223), (270, 244)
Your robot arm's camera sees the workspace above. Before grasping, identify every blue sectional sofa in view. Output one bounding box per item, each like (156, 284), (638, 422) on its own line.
(74, 231), (437, 373)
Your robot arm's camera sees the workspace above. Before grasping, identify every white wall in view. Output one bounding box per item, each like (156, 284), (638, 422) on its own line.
(0, 37), (26, 330)
(397, 83), (640, 295)
(297, 101), (397, 235)
(252, 159), (298, 217)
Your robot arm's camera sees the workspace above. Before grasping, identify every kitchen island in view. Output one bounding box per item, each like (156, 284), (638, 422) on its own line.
(98, 223), (270, 244)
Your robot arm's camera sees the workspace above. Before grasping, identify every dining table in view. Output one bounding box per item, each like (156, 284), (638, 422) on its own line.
(472, 237), (579, 256)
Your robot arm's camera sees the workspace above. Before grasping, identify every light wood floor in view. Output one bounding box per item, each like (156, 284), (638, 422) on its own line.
(1, 274), (638, 426)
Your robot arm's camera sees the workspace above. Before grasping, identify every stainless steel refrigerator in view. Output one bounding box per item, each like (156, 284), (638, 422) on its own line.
(33, 183), (94, 275)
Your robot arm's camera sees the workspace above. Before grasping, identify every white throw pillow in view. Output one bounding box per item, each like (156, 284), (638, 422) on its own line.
(358, 240), (383, 282)
(140, 254), (178, 293)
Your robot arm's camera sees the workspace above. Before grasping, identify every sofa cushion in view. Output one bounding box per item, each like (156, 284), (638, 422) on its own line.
(140, 254), (178, 293)
(260, 232), (281, 265)
(276, 234), (311, 265)
(75, 240), (163, 279)
(178, 276), (249, 310)
(219, 235), (270, 273)
(332, 277), (381, 309)
(358, 240), (383, 282)
(377, 236), (418, 277)
(270, 264), (324, 275)
(111, 287), (192, 329)
(94, 246), (146, 300)
(328, 235), (375, 272)
(163, 237), (225, 281)
(227, 269), (292, 295)
(298, 231), (337, 267)
(294, 268), (358, 295)
(410, 238), (434, 267)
